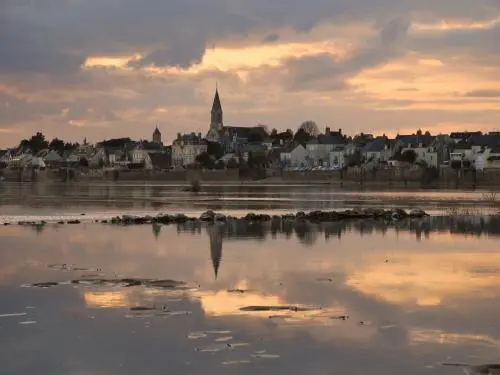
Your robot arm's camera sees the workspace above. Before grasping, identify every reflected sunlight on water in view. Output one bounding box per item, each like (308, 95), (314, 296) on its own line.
(2, 216), (500, 375)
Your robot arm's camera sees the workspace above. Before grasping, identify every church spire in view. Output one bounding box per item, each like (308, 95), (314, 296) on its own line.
(210, 84), (223, 130)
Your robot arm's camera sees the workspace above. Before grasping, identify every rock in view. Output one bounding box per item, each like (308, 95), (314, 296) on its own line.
(296, 211), (306, 219)
(67, 220), (81, 224)
(409, 208), (428, 218)
(214, 213), (226, 221)
(200, 210), (215, 221)
(174, 214), (188, 223)
(390, 208), (407, 221)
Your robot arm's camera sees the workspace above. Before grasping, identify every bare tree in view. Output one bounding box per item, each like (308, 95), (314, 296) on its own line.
(298, 121), (319, 137)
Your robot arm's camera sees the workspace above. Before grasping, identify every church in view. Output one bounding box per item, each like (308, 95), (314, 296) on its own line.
(205, 87), (270, 152)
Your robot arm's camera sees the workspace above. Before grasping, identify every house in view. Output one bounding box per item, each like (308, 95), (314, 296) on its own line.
(400, 146), (439, 168)
(329, 145), (346, 168)
(450, 131), (482, 144)
(280, 143), (307, 167)
(449, 144), (474, 168)
(486, 146), (500, 169)
(172, 133), (207, 167)
(306, 128), (346, 166)
(475, 146), (500, 170)
(362, 137), (392, 163)
(43, 150), (63, 168)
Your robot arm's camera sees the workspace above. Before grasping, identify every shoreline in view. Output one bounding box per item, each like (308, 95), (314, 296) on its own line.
(3, 178), (500, 190)
(0, 207), (484, 227)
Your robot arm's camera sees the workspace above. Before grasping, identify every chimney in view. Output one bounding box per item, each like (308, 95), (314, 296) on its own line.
(339, 128), (342, 135)
(325, 127), (331, 135)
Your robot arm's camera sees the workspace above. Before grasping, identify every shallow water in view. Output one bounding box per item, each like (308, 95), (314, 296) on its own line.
(1, 218), (500, 374)
(0, 182), (499, 222)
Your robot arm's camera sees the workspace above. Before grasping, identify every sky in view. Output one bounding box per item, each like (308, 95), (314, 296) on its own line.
(1, 0), (500, 148)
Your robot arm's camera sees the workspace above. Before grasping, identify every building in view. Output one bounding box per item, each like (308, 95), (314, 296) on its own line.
(306, 128), (346, 166)
(205, 87), (270, 152)
(280, 143), (307, 167)
(206, 87), (224, 142)
(152, 126), (162, 145)
(172, 133), (208, 167)
(362, 137), (392, 163)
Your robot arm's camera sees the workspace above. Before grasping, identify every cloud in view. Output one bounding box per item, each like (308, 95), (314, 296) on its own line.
(262, 33), (280, 43)
(464, 89), (500, 98)
(2, 0), (500, 146)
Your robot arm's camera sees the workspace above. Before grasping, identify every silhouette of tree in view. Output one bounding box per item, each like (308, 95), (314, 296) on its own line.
(29, 132), (49, 154)
(79, 157), (89, 168)
(195, 152), (213, 168)
(49, 138), (65, 155)
(298, 121), (319, 137)
(401, 150), (417, 164)
(206, 141), (224, 159)
(293, 128), (313, 146)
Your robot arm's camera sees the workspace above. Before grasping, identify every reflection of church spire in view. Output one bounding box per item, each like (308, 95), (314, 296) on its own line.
(208, 225), (223, 280)
(152, 223), (161, 239)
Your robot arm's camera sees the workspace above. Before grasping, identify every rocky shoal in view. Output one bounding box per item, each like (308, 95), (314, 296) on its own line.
(6, 208), (429, 227)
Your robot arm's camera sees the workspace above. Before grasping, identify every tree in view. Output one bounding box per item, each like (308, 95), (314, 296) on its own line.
(293, 128), (313, 147)
(64, 142), (79, 152)
(206, 141), (224, 159)
(30, 132), (49, 154)
(49, 138), (65, 155)
(401, 150), (417, 164)
(298, 121), (319, 137)
(195, 152), (213, 168)
(19, 139), (30, 149)
(270, 128), (278, 138)
(79, 157), (89, 168)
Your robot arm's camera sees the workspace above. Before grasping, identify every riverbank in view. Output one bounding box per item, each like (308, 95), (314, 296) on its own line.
(4, 167), (500, 188)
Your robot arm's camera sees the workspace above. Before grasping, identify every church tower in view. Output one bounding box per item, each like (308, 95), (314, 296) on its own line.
(210, 86), (223, 131)
(152, 125), (162, 145)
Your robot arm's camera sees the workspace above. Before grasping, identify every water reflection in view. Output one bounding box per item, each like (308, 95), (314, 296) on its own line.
(174, 215), (500, 245)
(2, 219), (500, 374)
(1, 181), (499, 215)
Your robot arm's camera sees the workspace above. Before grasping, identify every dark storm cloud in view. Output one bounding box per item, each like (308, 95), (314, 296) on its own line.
(0, 0), (498, 75)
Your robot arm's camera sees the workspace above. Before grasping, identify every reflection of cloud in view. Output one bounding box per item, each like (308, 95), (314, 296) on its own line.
(84, 291), (130, 308)
(410, 329), (500, 347)
(346, 253), (500, 306)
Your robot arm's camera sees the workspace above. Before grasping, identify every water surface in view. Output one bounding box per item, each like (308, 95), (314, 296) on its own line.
(1, 219), (499, 374)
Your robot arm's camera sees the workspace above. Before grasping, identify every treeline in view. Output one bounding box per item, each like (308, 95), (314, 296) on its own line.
(18, 132), (79, 156)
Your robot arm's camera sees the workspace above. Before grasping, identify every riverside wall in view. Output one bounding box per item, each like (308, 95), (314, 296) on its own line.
(3, 167), (500, 188)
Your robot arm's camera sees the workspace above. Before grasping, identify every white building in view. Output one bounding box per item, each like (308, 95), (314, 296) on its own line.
(329, 145), (346, 168)
(401, 146), (439, 168)
(172, 133), (208, 167)
(280, 143), (307, 167)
